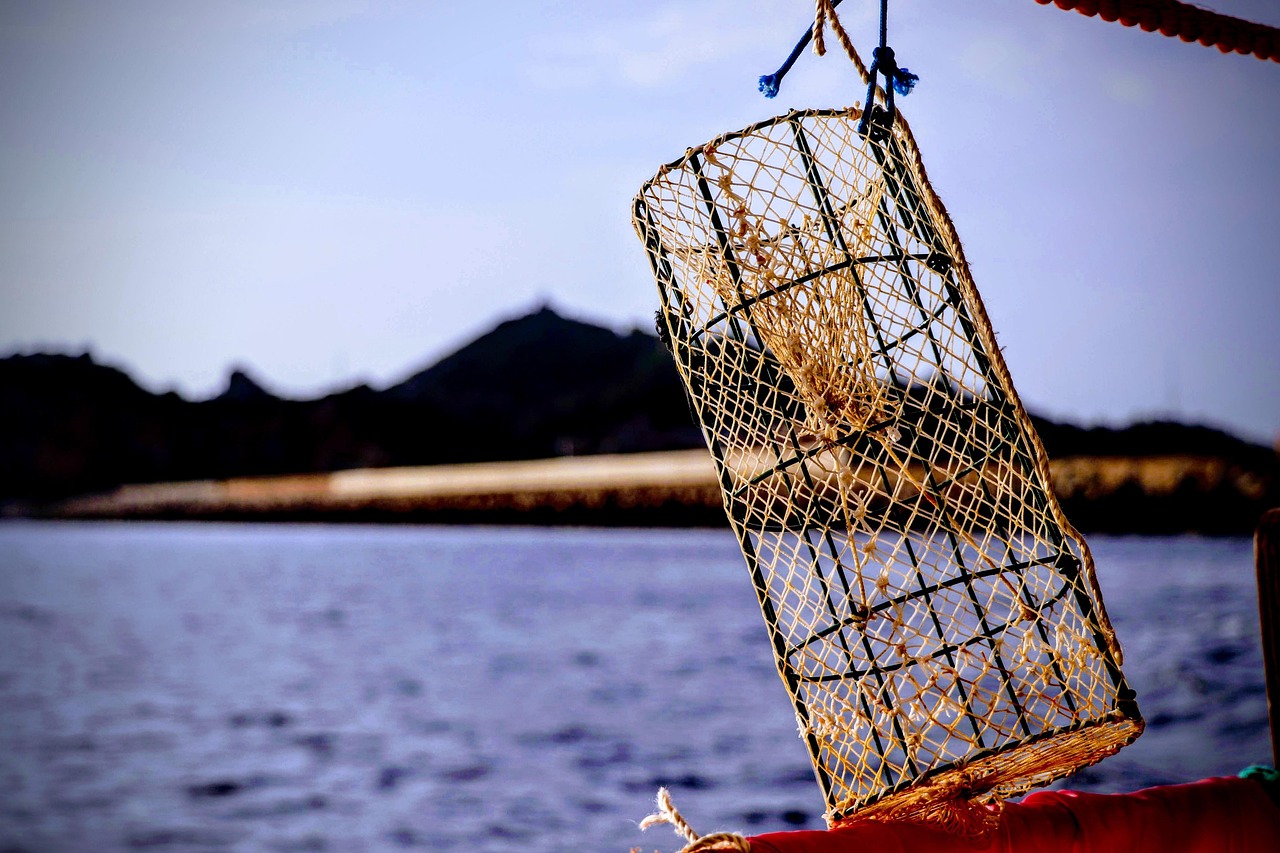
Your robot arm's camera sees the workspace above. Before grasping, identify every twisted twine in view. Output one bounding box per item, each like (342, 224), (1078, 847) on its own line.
(637, 788), (752, 853)
(812, 0), (860, 68)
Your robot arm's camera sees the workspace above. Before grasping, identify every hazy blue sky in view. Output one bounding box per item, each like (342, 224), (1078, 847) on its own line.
(2, 1), (1277, 443)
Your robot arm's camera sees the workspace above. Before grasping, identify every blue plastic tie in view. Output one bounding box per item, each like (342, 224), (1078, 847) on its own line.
(893, 67), (918, 96)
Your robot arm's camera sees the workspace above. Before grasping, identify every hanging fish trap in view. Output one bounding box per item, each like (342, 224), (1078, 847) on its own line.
(630, 33), (1142, 830)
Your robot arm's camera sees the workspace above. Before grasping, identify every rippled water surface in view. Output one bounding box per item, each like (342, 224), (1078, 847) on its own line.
(0, 523), (1269, 852)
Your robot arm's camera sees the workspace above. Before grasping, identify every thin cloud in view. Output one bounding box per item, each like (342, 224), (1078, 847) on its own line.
(526, 1), (833, 90)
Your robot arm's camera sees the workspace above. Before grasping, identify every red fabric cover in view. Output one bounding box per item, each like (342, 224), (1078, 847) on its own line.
(748, 777), (1280, 853)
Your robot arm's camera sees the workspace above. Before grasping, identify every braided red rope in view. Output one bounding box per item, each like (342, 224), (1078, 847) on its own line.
(1035, 0), (1280, 62)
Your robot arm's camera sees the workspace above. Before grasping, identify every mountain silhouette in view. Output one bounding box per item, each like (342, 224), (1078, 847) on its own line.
(0, 308), (699, 501)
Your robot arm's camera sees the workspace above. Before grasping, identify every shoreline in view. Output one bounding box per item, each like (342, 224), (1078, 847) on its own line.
(17, 450), (1273, 534)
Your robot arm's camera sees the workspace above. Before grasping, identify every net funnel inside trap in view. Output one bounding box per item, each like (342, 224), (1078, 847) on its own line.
(632, 107), (1143, 826)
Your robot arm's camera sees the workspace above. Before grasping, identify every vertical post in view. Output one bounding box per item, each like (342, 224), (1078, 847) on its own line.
(1256, 508), (1280, 766)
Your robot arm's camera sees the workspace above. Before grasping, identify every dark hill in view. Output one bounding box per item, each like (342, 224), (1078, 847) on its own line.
(0, 353), (185, 499)
(1031, 416), (1275, 471)
(0, 308), (700, 502)
(387, 307), (698, 459)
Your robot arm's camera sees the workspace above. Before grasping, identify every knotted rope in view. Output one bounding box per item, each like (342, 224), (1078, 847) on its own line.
(637, 788), (752, 853)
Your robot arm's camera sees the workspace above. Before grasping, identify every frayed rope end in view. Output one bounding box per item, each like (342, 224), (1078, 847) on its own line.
(638, 788), (752, 852)
(892, 67), (919, 96)
(639, 788), (695, 840)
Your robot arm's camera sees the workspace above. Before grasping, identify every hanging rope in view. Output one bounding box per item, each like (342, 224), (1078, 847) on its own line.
(1035, 0), (1280, 63)
(812, 0), (860, 65)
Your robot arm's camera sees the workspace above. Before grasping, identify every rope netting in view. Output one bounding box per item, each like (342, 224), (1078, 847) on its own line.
(631, 46), (1143, 828)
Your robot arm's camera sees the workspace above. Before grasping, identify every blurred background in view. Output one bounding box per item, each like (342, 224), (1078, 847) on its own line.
(1, 1), (1278, 851)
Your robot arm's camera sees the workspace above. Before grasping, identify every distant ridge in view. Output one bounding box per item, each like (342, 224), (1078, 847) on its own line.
(2, 307), (1275, 532)
(0, 308), (699, 502)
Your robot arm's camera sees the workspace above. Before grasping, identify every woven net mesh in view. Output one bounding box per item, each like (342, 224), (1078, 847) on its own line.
(632, 105), (1143, 827)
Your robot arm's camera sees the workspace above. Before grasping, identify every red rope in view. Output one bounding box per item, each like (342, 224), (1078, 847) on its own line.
(1034, 0), (1280, 62)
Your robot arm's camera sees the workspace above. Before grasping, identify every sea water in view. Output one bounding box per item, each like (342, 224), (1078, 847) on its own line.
(0, 522), (1268, 852)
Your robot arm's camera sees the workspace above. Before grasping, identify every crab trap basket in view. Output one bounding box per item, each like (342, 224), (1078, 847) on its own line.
(631, 100), (1143, 827)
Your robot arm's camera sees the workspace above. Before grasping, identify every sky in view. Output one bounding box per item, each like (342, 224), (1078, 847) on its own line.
(1, 1), (1278, 444)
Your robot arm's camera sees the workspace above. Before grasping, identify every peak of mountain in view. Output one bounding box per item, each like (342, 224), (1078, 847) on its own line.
(386, 305), (696, 458)
(217, 367), (271, 402)
(388, 306), (648, 400)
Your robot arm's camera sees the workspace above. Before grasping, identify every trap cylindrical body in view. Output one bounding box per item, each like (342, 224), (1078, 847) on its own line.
(632, 107), (1142, 826)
